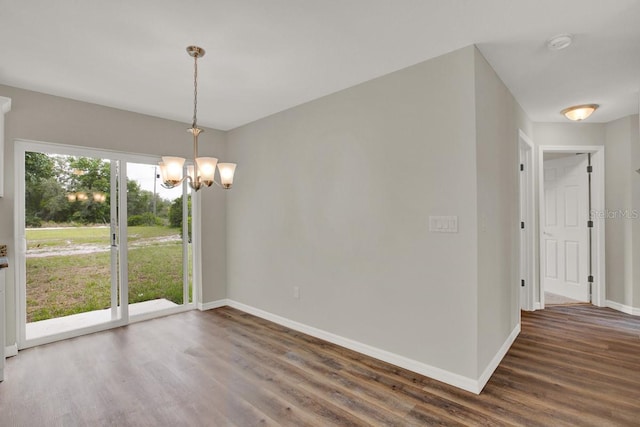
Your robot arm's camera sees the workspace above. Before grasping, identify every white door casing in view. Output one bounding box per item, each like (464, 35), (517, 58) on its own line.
(542, 154), (590, 302)
(519, 130), (535, 311)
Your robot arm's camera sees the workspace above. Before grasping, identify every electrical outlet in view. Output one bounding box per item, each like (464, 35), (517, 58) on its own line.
(293, 286), (300, 299)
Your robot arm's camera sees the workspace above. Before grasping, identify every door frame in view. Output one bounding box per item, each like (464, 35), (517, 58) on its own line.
(14, 139), (201, 349)
(519, 130), (535, 311)
(537, 145), (606, 308)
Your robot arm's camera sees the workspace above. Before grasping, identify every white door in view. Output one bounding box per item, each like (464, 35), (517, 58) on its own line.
(542, 154), (590, 302)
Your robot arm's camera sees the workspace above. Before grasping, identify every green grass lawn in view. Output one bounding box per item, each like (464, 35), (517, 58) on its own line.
(26, 226), (192, 322)
(27, 225), (179, 249)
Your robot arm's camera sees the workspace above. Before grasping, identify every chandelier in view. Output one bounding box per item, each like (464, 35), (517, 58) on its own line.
(159, 46), (236, 191)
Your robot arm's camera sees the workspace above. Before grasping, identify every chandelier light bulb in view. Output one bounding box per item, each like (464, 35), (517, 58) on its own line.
(218, 163), (237, 189)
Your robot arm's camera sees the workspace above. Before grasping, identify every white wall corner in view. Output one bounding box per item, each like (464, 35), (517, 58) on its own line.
(606, 300), (640, 316)
(5, 343), (18, 358)
(476, 323), (521, 393)
(226, 299), (481, 394)
(197, 299), (229, 311)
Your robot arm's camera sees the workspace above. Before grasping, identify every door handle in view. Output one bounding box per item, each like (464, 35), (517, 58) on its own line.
(543, 231), (552, 237)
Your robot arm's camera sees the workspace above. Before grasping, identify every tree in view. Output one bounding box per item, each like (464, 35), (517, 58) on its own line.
(24, 153), (173, 226)
(25, 152), (58, 226)
(40, 178), (71, 222)
(25, 152), (55, 184)
(169, 196), (184, 228)
(67, 157), (112, 224)
(168, 195), (191, 240)
(126, 180), (155, 217)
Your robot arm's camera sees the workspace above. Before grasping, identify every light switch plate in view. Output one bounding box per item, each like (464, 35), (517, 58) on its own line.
(429, 216), (458, 233)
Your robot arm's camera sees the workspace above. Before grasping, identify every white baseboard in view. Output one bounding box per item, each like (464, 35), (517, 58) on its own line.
(5, 343), (18, 358)
(606, 300), (640, 316)
(533, 302), (541, 310)
(477, 323), (520, 391)
(197, 299), (228, 311)
(226, 299), (493, 394)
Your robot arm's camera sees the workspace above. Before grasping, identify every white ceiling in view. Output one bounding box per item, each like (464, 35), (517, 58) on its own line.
(1, 0), (639, 130)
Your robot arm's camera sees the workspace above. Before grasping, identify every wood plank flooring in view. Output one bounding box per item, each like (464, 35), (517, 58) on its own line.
(1, 305), (639, 426)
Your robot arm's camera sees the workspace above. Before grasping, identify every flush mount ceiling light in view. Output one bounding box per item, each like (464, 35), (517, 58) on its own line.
(159, 46), (237, 191)
(561, 104), (599, 121)
(547, 34), (573, 51)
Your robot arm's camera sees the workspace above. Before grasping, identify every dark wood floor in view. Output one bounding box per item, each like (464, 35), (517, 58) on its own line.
(1, 305), (639, 426)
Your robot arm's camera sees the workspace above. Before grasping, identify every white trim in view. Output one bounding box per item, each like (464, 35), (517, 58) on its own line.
(15, 139), (161, 164)
(519, 130), (535, 311)
(197, 299), (228, 311)
(0, 96), (11, 197)
(119, 162), (130, 320)
(129, 304), (195, 324)
(606, 300), (640, 316)
(109, 161), (119, 320)
(20, 304), (197, 350)
(182, 171), (190, 306)
(477, 323), (520, 390)
(537, 145), (606, 309)
(192, 190), (203, 307)
(533, 302), (542, 310)
(4, 344), (18, 358)
(590, 149), (606, 306)
(226, 300), (486, 394)
(21, 319), (127, 350)
(14, 142), (27, 348)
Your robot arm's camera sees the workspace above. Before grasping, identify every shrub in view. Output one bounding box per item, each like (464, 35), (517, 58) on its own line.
(26, 215), (42, 228)
(127, 213), (163, 227)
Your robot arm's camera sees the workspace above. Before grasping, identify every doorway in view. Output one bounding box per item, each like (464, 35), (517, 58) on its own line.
(542, 153), (590, 303)
(14, 140), (196, 349)
(537, 145), (606, 309)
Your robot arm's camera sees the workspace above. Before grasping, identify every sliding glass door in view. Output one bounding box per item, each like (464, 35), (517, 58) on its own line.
(125, 161), (192, 318)
(23, 152), (120, 340)
(16, 141), (194, 347)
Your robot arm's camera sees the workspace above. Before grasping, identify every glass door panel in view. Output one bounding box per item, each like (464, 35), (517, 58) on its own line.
(24, 152), (119, 339)
(125, 162), (191, 317)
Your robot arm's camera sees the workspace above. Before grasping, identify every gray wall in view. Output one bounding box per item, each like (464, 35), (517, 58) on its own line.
(0, 85), (228, 346)
(604, 115), (640, 308)
(473, 49), (524, 374)
(226, 45), (526, 381)
(2, 44), (533, 387)
(604, 117), (634, 305)
(533, 123), (606, 147)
